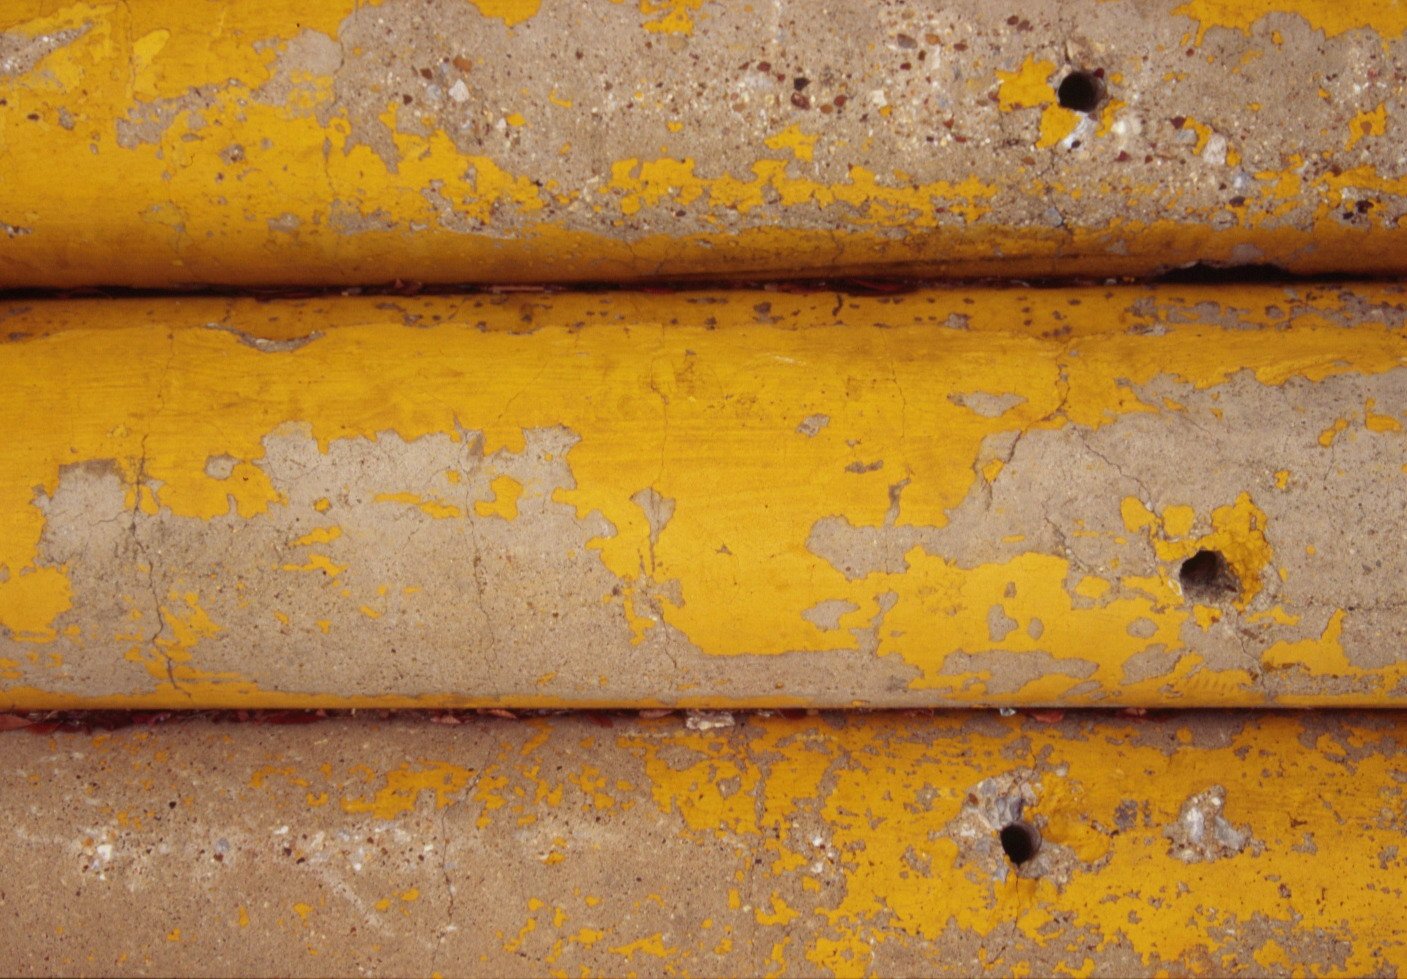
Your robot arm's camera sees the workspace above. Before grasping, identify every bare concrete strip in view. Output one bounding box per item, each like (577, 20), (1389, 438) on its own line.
(0, 710), (1401, 976)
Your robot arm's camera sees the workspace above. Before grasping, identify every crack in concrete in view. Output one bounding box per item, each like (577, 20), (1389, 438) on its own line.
(129, 433), (186, 698)
(127, 331), (190, 698)
(429, 769), (480, 976)
(455, 430), (502, 674)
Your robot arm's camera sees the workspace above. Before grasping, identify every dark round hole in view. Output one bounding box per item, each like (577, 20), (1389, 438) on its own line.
(1178, 549), (1238, 602)
(1056, 70), (1103, 113)
(999, 821), (1041, 865)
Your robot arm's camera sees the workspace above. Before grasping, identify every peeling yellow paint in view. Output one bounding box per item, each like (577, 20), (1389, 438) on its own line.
(1174, 0), (1407, 43)
(636, 0), (711, 35)
(608, 157), (997, 224)
(617, 713), (1407, 974)
(1122, 494), (1274, 608)
(282, 554), (347, 577)
(2, 286), (1406, 708)
(467, 0), (542, 27)
(1262, 608), (1350, 677)
(337, 761), (476, 819)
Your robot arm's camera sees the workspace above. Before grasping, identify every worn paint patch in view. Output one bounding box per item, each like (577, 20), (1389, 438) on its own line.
(1173, 0), (1407, 42)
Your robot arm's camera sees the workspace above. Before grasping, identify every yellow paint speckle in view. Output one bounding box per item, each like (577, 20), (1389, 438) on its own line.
(374, 492), (464, 519)
(1318, 417), (1350, 446)
(996, 55), (1057, 111)
(293, 526), (342, 546)
(1348, 104), (1388, 150)
(475, 475), (524, 520)
(1366, 406), (1401, 432)
(1038, 105), (1082, 148)
(764, 125), (818, 162)
(467, 0), (541, 27)
(638, 0), (709, 34)
(340, 762), (475, 819)
(281, 554), (347, 577)
(1162, 504), (1196, 538)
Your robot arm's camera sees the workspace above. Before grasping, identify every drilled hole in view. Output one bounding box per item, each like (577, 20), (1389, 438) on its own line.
(1056, 70), (1103, 113)
(1178, 549), (1238, 602)
(999, 821), (1041, 865)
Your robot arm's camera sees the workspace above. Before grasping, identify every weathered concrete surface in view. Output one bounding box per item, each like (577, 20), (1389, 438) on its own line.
(3, 285), (1407, 708)
(1, 0), (1406, 287)
(1, 710), (1402, 976)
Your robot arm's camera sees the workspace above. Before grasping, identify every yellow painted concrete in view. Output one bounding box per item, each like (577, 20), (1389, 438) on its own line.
(2, 285), (1406, 708)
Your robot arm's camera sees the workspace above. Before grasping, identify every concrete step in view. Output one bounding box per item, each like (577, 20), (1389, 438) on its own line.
(4, 284), (1407, 709)
(2, 709), (1402, 975)
(2, 1), (1405, 287)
